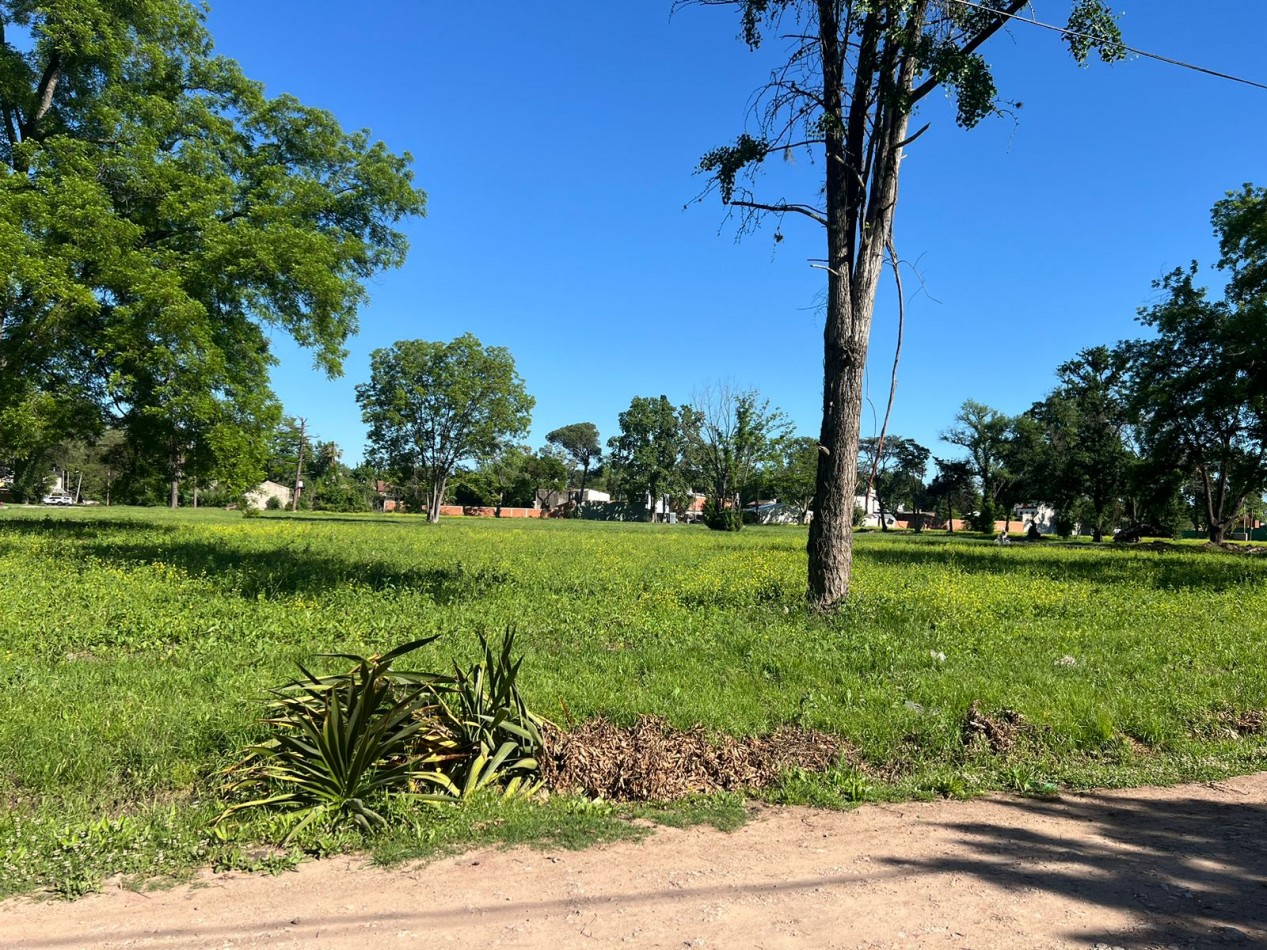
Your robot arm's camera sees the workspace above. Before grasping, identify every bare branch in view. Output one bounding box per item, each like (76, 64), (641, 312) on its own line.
(22, 52), (63, 139)
(731, 199), (828, 226)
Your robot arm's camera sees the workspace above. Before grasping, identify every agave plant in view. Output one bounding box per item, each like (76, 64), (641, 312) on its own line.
(217, 630), (546, 840)
(420, 629), (545, 800)
(217, 637), (453, 842)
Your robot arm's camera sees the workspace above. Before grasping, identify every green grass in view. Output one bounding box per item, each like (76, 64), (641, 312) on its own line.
(1, 506), (1265, 896)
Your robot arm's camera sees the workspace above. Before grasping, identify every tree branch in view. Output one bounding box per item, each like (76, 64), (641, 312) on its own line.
(22, 52), (63, 139)
(909, 0), (1030, 105)
(730, 199), (827, 226)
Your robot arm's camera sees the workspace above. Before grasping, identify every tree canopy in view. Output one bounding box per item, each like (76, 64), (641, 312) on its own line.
(607, 395), (694, 522)
(356, 335), (534, 523)
(545, 422), (602, 508)
(0, 0), (426, 499)
(1124, 266), (1266, 543)
(688, 382), (792, 529)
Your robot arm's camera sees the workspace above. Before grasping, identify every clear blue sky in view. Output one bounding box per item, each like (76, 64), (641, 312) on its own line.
(204, 1), (1267, 465)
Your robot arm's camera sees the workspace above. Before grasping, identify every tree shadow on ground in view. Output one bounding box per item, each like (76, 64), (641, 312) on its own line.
(858, 541), (1267, 593)
(0, 517), (178, 538)
(77, 536), (509, 604)
(880, 789), (1267, 946)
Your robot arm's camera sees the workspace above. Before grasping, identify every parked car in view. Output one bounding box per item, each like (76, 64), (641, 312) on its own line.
(41, 494), (74, 506)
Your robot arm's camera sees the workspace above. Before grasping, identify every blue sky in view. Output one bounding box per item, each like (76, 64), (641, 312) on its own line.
(204, 1), (1267, 465)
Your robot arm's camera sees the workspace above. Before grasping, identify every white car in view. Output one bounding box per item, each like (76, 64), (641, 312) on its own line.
(41, 494), (74, 506)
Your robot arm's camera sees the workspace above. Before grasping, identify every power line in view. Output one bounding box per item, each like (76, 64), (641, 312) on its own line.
(949, 0), (1267, 92)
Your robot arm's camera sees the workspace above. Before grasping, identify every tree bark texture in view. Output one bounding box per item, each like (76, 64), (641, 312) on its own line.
(806, 4), (923, 608)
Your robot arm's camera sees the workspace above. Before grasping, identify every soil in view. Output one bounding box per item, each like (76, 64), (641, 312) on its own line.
(3, 773), (1265, 950)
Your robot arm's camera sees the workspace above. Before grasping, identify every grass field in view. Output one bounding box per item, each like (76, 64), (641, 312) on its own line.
(2, 506), (1265, 896)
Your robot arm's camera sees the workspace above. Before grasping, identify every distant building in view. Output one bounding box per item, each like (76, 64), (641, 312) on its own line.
(1013, 501), (1057, 535)
(854, 492), (895, 528)
(244, 480), (293, 510)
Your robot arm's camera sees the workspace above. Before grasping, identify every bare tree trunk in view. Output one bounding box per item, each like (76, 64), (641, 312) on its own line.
(291, 418), (306, 512)
(806, 5), (922, 609)
(578, 460), (590, 509)
(169, 477), (180, 509)
(428, 475), (446, 523)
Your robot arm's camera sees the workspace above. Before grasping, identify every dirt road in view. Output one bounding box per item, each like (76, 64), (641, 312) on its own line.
(3, 773), (1265, 949)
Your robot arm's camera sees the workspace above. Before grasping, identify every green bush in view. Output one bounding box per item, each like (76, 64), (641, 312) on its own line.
(264, 495), (282, 511)
(967, 500), (998, 533)
(218, 630), (543, 842)
(704, 501), (743, 532)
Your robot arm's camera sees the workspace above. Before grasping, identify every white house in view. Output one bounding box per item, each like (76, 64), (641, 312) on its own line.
(854, 492), (896, 528)
(244, 480), (293, 510)
(1013, 501), (1057, 535)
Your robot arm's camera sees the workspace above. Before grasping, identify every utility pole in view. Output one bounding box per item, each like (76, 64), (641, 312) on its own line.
(292, 418), (307, 512)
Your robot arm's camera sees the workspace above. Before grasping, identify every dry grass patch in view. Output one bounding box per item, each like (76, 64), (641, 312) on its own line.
(541, 716), (850, 802)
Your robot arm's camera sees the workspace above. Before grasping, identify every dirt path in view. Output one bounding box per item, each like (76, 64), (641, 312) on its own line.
(3, 774), (1265, 950)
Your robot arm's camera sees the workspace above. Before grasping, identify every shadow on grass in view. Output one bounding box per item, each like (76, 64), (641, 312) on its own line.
(858, 540), (1267, 592)
(76, 537), (509, 604)
(0, 517), (179, 538)
(881, 789), (1267, 946)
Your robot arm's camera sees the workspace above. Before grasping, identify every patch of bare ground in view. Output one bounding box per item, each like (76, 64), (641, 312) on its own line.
(4, 773), (1266, 949)
(540, 716), (849, 801)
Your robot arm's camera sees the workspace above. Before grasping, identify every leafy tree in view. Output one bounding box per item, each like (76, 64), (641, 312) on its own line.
(941, 400), (1010, 531)
(545, 422), (602, 508)
(356, 335), (535, 523)
(997, 410), (1051, 530)
(1029, 347), (1131, 540)
(688, 0), (1122, 605)
(858, 435), (929, 530)
(764, 436), (820, 523)
(689, 383), (793, 530)
(525, 450), (569, 511)
(607, 395), (694, 522)
(926, 457), (977, 533)
(0, 0), (425, 500)
(1123, 265), (1267, 543)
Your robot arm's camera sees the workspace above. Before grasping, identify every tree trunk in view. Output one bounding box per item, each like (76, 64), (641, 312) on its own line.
(292, 419), (306, 512)
(427, 473), (447, 524)
(805, 6), (920, 609)
(169, 477), (180, 509)
(1209, 523), (1226, 543)
(577, 460), (590, 516)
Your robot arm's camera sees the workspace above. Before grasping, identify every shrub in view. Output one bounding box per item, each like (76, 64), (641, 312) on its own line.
(264, 495), (283, 511)
(967, 500), (997, 534)
(703, 500), (743, 532)
(217, 631), (543, 842)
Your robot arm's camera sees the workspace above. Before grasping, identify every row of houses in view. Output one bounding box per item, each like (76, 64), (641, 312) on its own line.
(247, 474), (1060, 533)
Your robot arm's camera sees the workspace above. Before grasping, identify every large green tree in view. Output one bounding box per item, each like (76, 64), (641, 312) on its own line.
(545, 422), (602, 508)
(688, 382), (792, 529)
(0, 0), (425, 501)
(1124, 266), (1267, 543)
(941, 399), (1010, 531)
(689, 0), (1122, 605)
(1027, 346), (1130, 540)
(858, 435), (929, 529)
(356, 335), (535, 523)
(607, 395), (694, 522)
